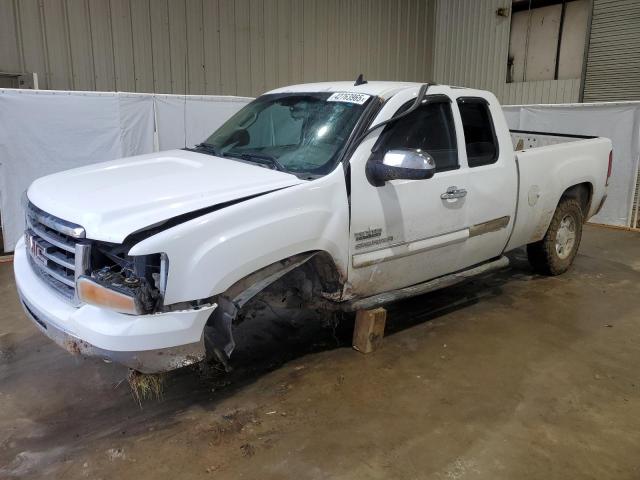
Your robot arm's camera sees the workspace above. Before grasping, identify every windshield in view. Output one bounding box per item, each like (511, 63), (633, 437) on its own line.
(201, 92), (370, 177)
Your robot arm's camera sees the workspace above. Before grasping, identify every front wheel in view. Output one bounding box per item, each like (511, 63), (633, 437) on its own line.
(527, 198), (583, 275)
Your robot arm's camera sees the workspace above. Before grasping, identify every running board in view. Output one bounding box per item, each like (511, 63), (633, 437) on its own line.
(346, 256), (510, 311)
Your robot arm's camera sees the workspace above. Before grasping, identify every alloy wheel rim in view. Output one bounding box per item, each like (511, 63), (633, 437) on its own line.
(555, 214), (576, 260)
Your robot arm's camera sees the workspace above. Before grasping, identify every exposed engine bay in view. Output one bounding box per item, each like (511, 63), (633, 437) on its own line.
(78, 242), (165, 315)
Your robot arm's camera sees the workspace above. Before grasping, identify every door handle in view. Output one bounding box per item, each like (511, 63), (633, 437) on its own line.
(441, 186), (467, 200)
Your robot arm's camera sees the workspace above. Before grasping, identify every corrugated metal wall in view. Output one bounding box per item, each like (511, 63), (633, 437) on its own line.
(431, 0), (582, 105)
(580, 0), (640, 230)
(582, 0), (640, 102)
(4, 0), (632, 106)
(0, 0), (434, 96)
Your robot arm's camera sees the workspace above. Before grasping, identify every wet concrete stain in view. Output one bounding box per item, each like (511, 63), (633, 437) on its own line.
(1, 225), (640, 479)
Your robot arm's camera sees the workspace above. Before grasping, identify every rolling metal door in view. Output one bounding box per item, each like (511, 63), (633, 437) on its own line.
(583, 0), (640, 229)
(582, 0), (640, 102)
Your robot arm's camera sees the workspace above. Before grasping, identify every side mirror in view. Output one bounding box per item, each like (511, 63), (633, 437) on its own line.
(368, 149), (436, 186)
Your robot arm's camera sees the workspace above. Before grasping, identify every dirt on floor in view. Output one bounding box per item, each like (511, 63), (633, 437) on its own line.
(1, 225), (640, 479)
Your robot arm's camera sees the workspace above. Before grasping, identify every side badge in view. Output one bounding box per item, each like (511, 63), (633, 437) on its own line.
(354, 228), (382, 241)
(354, 227), (393, 250)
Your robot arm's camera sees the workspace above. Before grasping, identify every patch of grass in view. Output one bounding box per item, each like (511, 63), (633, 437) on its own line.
(127, 369), (164, 406)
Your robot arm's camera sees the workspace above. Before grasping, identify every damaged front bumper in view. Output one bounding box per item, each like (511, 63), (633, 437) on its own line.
(13, 236), (216, 373)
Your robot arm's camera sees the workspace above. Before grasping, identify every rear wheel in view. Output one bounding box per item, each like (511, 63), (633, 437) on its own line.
(527, 198), (583, 275)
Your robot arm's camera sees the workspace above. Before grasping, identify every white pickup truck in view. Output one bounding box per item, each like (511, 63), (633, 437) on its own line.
(14, 81), (612, 373)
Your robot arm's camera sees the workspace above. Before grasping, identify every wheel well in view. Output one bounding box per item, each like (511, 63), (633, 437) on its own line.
(219, 250), (345, 309)
(306, 251), (345, 292)
(560, 183), (592, 219)
(274, 251), (345, 304)
(204, 251), (344, 359)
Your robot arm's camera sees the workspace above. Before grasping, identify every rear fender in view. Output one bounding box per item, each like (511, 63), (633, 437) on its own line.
(505, 137), (610, 251)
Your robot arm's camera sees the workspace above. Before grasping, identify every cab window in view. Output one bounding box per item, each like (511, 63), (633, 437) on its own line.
(457, 98), (499, 167)
(374, 98), (458, 172)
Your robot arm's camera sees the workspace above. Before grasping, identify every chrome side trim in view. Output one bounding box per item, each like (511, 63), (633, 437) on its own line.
(352, 215), (511, 269)
(352, 228), (469, 268)
(468, 216), (511, 238)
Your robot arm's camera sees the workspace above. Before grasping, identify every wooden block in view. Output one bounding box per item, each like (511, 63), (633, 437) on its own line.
(352, 307), (387, 354)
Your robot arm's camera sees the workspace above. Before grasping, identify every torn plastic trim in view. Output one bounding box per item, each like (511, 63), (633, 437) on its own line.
(153, 253), (322, 315)
(224, 252), (319, 309)
(159, 296), (217, 313)
(204, 252), (321, 369)
(147, 253), (342, 370)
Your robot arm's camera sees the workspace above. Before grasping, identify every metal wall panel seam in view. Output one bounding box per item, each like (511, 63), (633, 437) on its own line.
(13, 0), (26, 73)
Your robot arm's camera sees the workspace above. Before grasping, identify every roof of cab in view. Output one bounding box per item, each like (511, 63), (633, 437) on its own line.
(265, 81), (424, 99)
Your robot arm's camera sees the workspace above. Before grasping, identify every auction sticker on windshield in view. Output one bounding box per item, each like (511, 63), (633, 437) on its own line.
(327, 92), (370, 104)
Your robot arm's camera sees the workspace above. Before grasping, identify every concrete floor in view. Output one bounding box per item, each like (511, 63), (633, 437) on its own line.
(1, 224), (640, 479)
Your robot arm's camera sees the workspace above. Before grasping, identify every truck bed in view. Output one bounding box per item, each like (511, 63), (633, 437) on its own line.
(505, 132), (611, 252)
(510, 129), (597, 151)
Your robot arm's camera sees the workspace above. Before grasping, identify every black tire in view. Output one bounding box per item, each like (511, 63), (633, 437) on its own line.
(526, 198), (583, 275)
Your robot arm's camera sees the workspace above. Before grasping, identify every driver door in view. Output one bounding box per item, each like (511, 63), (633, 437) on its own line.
(347, 89), (470, 297)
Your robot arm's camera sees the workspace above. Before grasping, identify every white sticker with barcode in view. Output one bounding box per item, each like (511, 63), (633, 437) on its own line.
(327, 92), (370, 104)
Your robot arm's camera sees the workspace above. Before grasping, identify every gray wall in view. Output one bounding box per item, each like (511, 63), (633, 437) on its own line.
(3, 0), (637, 106)
(0, 0), (435, 97)
(431, 0), (583, 105)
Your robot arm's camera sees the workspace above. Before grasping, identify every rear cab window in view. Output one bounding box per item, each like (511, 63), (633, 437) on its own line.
(457, 97), (499, 167)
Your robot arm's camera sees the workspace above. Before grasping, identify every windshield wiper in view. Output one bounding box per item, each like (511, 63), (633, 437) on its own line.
(227, 151), (287, 172)
(192, 143), (223, 157)
(190, 145), (287, 172)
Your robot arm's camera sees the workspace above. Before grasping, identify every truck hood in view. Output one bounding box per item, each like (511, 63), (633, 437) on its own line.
(28, 149), (304, 243)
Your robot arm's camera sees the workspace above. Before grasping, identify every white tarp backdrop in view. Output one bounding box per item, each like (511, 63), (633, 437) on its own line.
(503, 102), (640, 227)
(1, 90), (639, 251)
(154, 95), (250, 150)
(0, 89), (250, 251)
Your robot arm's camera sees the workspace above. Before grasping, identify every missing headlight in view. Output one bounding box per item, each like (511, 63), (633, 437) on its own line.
(79, 243), (167, 314)
(88, 265), (159, 313)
